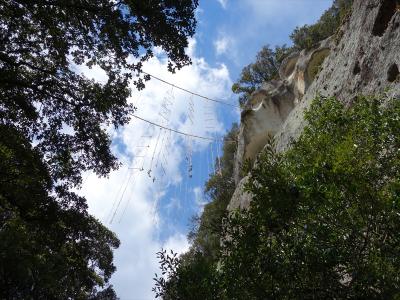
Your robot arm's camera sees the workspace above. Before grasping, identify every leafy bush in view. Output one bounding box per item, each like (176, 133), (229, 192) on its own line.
(221, 94), (400, 299)
(153, 249), (222, 300)
(155, 93), (400, 299)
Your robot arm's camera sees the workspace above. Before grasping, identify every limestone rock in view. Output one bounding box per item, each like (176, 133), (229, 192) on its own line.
(229, 0), (400, 211)
(233, 34), (333, 186)
(275, 0), (400, 151)
(227, 175), (252, 211)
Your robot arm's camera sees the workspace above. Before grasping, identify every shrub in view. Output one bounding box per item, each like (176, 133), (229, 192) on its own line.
(221, 94), (400, 299)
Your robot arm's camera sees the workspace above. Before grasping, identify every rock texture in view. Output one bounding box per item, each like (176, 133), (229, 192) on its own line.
(229, 0), (400, 211)
(233, 37), (333, 185)
(276, 0), (400, 151)
(227, 175), (252, 211)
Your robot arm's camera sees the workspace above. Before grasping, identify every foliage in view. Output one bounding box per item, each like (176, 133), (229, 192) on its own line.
(221, 94), (400, 299)
(153, 249), (222, 300)
(155, 93), (400, 299)
(153, 124), (238, 299)
(188, 124), (238, 260)
(153, 249), (180, 299)
(0, 125), (120, 299)
(232, 45), (294, 107)
(290, 0), (353, 50)
(0, 1), (198, 297)
(89, 286), (119, 300)
(0, 0), (198, 187)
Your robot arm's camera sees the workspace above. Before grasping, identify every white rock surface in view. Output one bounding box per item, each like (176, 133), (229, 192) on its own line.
(227, 176), (252, 211)
(233, 34), (333, 186)
(229, 0), (400, 211)
(276, 0), (400, 151)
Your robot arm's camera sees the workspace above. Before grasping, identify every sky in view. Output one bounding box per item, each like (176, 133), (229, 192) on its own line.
(78, 1), (333, 299)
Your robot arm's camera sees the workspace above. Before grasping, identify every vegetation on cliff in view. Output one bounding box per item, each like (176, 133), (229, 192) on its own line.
(232, 45), (293, 107)
(221, 94), (400, 299)
(290, 0), (353, 50)
(154, 93), (400, 299)
(232, 0), (353, 107)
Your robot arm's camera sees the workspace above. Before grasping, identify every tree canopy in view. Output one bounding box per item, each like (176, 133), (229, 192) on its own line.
(0, 0), (198, 187)
(232, 45), (293, 107)
(0, 0), (198, 298)
(0, 125), (120, 298)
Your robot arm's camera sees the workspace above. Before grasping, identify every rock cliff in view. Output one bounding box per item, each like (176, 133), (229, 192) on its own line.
(229, 0), (400, 211)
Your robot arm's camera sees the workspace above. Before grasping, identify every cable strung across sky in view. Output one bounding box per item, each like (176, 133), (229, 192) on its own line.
(140, 70), (239, 108)
(129, 113), (226, 141)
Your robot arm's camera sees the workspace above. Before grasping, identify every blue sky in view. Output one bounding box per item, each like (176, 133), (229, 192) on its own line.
(79, 1), (333, 299)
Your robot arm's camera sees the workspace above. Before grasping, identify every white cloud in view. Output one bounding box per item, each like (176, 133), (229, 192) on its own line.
(214, 36), (229, 56)
(217, 0), (228, 9)
(214, 35), (237, 59)
(78, 38), (232, 299)
(163, 233), (190, 255)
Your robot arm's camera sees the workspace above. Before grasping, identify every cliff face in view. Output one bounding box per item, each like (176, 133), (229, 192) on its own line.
(229, 0), (400, 211)
(233, 37), (333, 187)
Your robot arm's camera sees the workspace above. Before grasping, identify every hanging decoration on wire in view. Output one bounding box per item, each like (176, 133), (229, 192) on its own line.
(185, 95), (195, 179)
(185, 136), (193, 178)
(148, 86), (175, 183)
(106, 70), (240, 224)
(188, 95), (195, 125)
(203, 102), (218, 176)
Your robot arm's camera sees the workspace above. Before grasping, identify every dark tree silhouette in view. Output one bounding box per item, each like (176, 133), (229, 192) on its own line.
(0, 0), (198, 186)
(0, 0), (198, 298)
(0, 125), (120, 298)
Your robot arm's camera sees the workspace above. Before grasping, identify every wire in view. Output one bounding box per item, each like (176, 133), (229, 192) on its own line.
(110, 170), (136, 224)
(141, 71), (239, 108)
(155, 129), (167, 168)
(149, 128), (163, 176)
(129, 113), (223, 141)
(118, 174), (138, 224)
(106, 168), (129, 224)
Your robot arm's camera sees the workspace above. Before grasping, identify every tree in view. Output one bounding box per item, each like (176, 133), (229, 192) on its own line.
(221, 94), (400, 299)
(0, 0), (198, 297)
(188, 124), (238, 261)
(290, 0), (353, 50)
(154, 125), (239, 299)
(232, 45), (293, 107)
(0, 124), (120, 299)
(0, 0), (199, 187)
